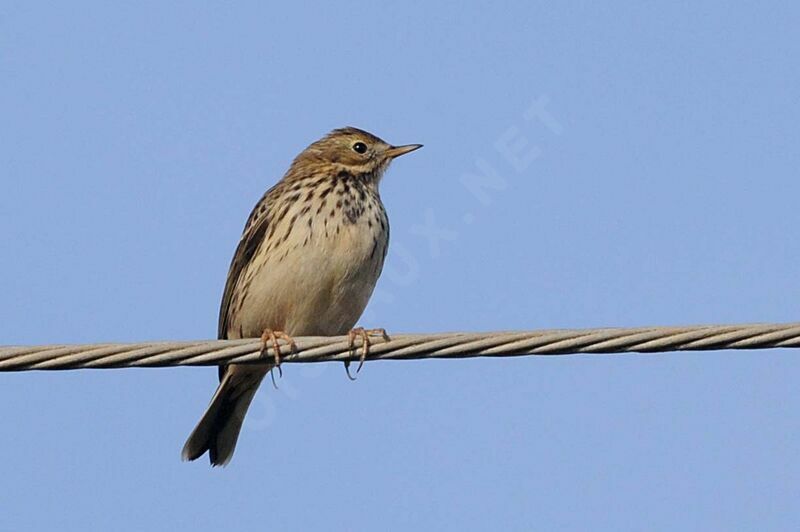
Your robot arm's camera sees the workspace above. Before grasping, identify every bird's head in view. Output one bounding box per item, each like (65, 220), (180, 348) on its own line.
(286, 127), (422, 183)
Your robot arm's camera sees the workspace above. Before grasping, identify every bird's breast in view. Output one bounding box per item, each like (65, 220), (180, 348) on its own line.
(234, 190), (389, 337)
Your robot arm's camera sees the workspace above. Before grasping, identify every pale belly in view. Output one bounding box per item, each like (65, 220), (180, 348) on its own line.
(233, 220), (387, 337)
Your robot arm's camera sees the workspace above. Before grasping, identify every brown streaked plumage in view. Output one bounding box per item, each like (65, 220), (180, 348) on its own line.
(181, 127), (422, 466)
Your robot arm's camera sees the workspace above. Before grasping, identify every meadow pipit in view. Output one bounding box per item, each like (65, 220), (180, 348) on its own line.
(182, 127), (422, 466)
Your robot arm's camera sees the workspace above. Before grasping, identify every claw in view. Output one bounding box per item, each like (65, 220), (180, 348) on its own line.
(345, 327), (390, 380)
(344, 360), (357, 381)
(260, 329), (296, 389)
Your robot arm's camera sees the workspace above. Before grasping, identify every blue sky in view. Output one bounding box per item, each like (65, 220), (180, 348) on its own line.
(2, 1), (800, 530)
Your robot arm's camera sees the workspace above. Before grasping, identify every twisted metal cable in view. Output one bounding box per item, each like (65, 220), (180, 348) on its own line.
(1, 322), (799, 372)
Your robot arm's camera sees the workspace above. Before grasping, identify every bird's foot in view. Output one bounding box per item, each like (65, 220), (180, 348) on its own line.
(259, 329), (296, 389)
(344, 327), (390, 381)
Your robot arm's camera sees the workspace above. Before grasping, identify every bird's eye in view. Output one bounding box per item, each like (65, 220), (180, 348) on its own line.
(352, 142), (368, 154)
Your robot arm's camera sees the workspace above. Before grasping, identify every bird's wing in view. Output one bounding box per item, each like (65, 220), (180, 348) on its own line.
(217, 188), (277, 341)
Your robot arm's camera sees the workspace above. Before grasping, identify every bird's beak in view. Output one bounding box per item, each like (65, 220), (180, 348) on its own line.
(385, 144), (423, 159)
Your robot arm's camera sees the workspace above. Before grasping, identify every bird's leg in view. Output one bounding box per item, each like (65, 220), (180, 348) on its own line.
(344, 327), (391, 380)
(259, 329), (296, 389)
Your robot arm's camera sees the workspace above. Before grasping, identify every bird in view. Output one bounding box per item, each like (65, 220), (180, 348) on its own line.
(181, 127), (422, 466)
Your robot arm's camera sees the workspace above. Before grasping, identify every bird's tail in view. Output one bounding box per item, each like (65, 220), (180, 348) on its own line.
(181, 364), (269, 466)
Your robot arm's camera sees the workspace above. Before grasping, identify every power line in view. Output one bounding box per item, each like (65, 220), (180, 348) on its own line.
(2, 322), (799, 372)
